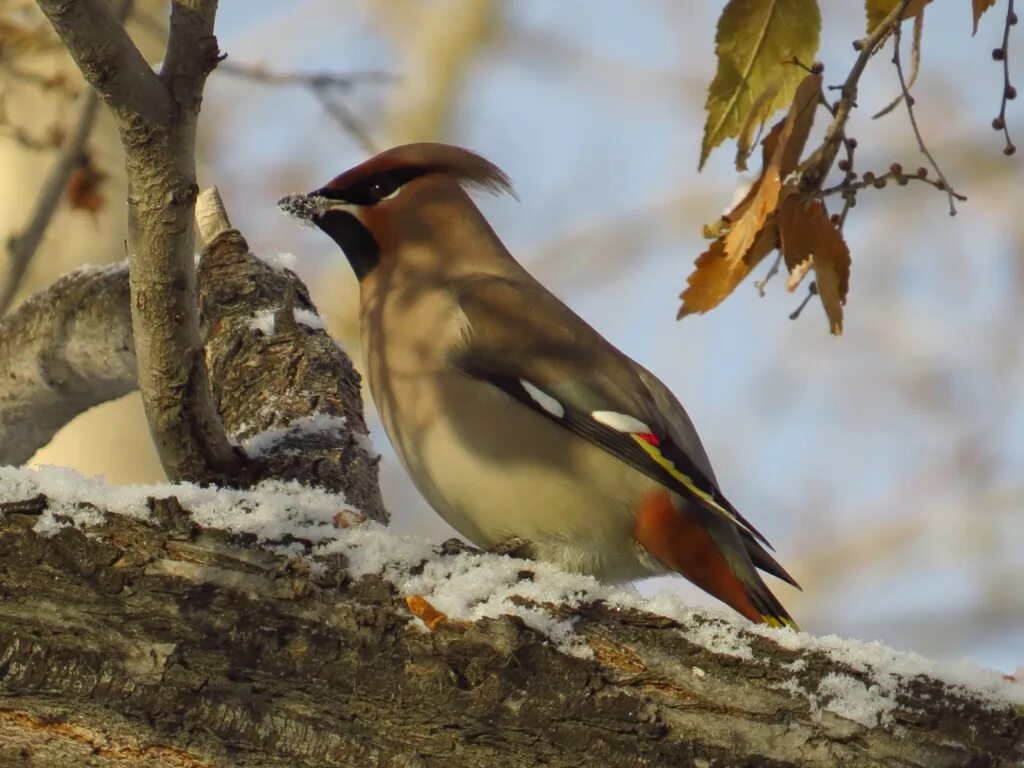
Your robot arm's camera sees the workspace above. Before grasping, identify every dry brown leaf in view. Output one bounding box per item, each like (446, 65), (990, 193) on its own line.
(678, 222), (780, 317)
(723, 74), (819, 266)
(66, 154), (106, 214)
(682, 74), (820, 317)
(778, 196), (850, 334)
(972, 0), (998, 34)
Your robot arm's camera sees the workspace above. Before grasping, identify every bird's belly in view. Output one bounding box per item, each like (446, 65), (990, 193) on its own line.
(382, 373), (661, 582)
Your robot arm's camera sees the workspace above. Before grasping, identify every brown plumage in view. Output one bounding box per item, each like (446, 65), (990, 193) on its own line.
(285, 142), (799, 628)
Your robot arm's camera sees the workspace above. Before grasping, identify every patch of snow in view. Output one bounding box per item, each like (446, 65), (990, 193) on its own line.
(746, 623), (1024, 717)
(239, 413), (348, 457)
(293, 308), (325, 330)
(247, 307), (326, 335)
(773, 677), (807, 699)
(682, 618), (754, 660)
(814, 672), (899, 728)
(257, 252), (298, 273)
(2, 465), (1024, 715)
(249, 308), (276, 335)
(77, 260), (128, 276)
(0, 465), (359, 543)
(353, 431), (379, 459)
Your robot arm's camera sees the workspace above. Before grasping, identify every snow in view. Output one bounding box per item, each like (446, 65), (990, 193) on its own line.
(248, 307), (327, 335)
(0, 465), (360, 544)
(1, 464), (1022, 722)
(249, 308), (276, 335)
(353, 431), (379, 459)
(813, 672), (900, 728)
(293, 308), (325, 330)
(238, 413), (349, 457)
(257, 251), (298, 273)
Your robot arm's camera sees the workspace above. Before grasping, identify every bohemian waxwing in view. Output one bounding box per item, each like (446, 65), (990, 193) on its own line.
(281, 143), (799, 628)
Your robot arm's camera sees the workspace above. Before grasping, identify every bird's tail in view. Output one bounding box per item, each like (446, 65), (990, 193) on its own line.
(633, 490), (799, 630)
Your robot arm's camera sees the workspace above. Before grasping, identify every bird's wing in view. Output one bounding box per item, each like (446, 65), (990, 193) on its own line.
(451, 274), (773, 548)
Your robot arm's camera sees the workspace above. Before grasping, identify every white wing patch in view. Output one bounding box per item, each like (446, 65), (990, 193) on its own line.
(591, 410), (651, 434)
(521, 380), (564, 418)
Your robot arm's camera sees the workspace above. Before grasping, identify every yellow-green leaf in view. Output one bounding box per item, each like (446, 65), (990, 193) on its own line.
(700, 0), (821, 170)
(865, 0), (932, 33)
(973, 0), (998, 35)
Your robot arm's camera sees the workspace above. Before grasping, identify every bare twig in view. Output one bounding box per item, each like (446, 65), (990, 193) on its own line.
(821, 164), (965, 202)
(35, 0), (241, 483)
(214, 60), (388, 151)
(799, 0), (913, 194)
(313, 89), (378, 153)
(872, 9), (923, 120)
(789, 281), (817, 321)
(835, 138), (858, 229)
(217, 61), (393, 90)
(0, 85), (99, 315)
(754, 252), (783, 296)
(891, 22), (961, 215)
(992, 0), (1018, 155)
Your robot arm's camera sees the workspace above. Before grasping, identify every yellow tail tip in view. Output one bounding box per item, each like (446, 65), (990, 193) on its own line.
(763, 614), (800, 631)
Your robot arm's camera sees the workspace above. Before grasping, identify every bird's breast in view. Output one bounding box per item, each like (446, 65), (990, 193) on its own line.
(358, 282), (661, 582)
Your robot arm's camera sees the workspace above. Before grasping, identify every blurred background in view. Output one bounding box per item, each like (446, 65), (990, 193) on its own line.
(2, 1), (1021, 671)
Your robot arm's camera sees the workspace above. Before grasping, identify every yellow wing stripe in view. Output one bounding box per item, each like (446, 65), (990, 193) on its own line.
(630, 435), (800, 633)
(631, 434), (751, 535)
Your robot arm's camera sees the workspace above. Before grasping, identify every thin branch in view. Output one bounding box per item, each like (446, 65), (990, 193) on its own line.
(992, 0), (1018, 155)
(754, 252), (783, 296)
(821, 163), (964, 202)
(0, 86), (99, 315)
(872, 9), (923, 120)
(798, 0), (913, 194)
(891, 22), (961, 215)
(312, 88), (379, 153)
(34, 0), (171, 130)
(789, 281), (817, 321)
(214, 61), (391, 150)
(216, 60), (393, 90)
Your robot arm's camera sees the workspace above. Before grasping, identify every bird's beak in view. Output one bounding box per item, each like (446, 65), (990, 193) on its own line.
(277, 190), (358, 226)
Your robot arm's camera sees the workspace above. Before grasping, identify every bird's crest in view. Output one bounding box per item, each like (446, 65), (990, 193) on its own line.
(320, 143), (518, 202)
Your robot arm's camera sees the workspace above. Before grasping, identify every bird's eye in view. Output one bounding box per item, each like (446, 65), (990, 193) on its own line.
(368, 178), (400, 203)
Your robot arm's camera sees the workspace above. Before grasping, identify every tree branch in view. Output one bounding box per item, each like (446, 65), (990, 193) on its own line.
(0, 489), (1018, 766)
(799, 0), (913, 194)
(0, 86), (100, 316)
(35, 0), (239, 483)
(0, 233), (385, 519)
(33, 0), (171, 130)
(0, 264), (135, 465)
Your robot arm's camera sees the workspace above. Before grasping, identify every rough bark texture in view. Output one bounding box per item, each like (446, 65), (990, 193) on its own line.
(198, 230), (385, 522)
(0, 246), (384, 520)
(0, 266), (136, 466)
(0, 496), (1019, 768)
(36, 0), (240, 483)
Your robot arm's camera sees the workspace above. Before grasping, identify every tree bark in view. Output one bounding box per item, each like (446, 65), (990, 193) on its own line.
(35, 0), (240, 483)
(0, 265), (136, 466)
(0, 493), (1019, 768)
(0, 242), (384, 521)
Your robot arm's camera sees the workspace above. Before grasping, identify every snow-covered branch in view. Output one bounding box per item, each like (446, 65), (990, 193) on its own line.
(0, 466), (1019, 767)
